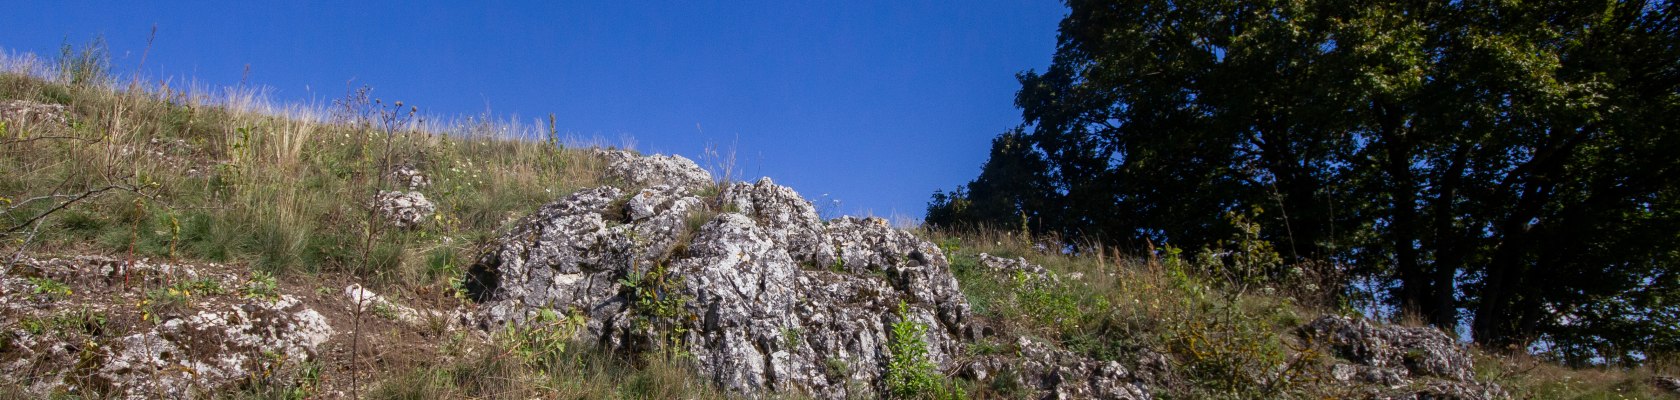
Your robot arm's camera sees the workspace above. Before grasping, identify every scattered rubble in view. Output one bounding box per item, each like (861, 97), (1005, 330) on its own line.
(0, 256), (332, 399)
(1302, 315), (1508, 399)
(0, 100), (69, 127)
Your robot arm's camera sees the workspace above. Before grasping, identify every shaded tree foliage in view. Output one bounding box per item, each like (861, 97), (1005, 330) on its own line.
(928, 0), (1680, 364)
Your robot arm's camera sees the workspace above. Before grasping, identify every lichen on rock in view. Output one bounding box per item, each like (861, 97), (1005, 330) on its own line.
(373, 190), (435, 229)
(465, 152), (988, 398)
(0, 256), (332, 399)
(1302, 315), (1509, 399)
(0, 99), (70, 127)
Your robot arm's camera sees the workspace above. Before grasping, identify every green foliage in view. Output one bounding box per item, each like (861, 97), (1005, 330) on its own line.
(780, 327), (802, 350)
(243, 270), (281, 301)
(16, 307), (106, 337)
(500, 308), (585, 374)
(1008, 270), (1085, 333)
(885, 301), (964, 400)
(930, 0), (1680, 361)
(141, 285), (193, 321)
(620, 262), (692, 354)
(823, 357), (850, 381)
(369, 335), (725, 399)
(57, 36), (109, 87)
(26, 276), (71, 299)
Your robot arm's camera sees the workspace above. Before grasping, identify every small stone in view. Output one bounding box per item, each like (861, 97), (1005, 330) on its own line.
(373, 190), (435, 229)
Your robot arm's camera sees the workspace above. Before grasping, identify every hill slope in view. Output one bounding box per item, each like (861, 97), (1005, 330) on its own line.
(0, 53), (1675, 399)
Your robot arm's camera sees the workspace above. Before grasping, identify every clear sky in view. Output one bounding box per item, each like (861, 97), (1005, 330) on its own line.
(1, 1), (1066, 219)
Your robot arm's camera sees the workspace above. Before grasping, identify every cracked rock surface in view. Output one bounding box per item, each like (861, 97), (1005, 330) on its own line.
(1302, 315), (1509, 399)
(467, 151), (986, 398)
(373, 190), (435, 229)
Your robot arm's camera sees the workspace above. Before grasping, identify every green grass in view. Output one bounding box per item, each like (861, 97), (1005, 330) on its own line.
(3, 44), (1672, 400)
(0, 55), (603, 291)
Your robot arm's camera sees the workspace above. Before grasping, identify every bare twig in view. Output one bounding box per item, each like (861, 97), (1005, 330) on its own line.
(348, 95), (413, 400)
(2, 184), (137, 233)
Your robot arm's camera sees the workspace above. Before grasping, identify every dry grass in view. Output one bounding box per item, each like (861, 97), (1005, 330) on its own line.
(0, 47), (604, 290)
(4, 43), (1672, 399)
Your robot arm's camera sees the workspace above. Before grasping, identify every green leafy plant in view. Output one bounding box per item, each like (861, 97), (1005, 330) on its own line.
(824, 357), (850, 381)
(182, 277), (226, 296)
(885, 300), (963, 399)
(780, 327), (802, 349)
(142, 285), (193, 322)
(501, 308), (585, 373)
(57, 36), (109, 87)
(619, 262), (692, 354)
(243, 270), (281, 301)
(27, 277), (71, 300)
(1008, 270), (1084, 333)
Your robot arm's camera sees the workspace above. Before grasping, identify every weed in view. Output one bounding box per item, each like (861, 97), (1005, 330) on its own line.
(141, 285), (192, 321)
(26, 276), (71, 299)
(824, 357), (851, 381)
(57, 36), (109, 87)
(619, 262), (692, 355)
(780, 327), (802, 349)
(885, 300), (963, 399)
(501, 308), (585, 373)
(243, 270), (280, 301)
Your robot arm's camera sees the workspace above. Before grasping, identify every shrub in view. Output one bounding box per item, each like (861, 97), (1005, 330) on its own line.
(500, 308), (585, 373)
(885, 301), (964, 400)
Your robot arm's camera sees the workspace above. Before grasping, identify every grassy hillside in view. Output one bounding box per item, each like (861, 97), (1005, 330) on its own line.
(1, 48), (1674, 399)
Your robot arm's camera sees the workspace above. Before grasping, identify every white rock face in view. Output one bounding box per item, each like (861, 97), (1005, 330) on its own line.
(0, 99), (69, 126)
(596, 149), (715, 191)
(467, 152), (1001, 398)
(389, 165), (431, 189)
(0, 256), (333, 399)
(374, 190), (435, 228)
(1302, 315), (1509, 399)
(95, 295), (333, 399)
(963, 336), (1151, 399)
(719, 177), (836, 267)
(463, 151), (1169, 398)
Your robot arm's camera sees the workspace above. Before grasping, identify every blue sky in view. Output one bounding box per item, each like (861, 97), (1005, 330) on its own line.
(1, 1), (1066, 218)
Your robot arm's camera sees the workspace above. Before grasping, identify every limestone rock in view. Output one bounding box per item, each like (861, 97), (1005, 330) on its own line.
(466, 153), (977, 399)
(1303, 315), (1508, 399)
(1654, 375), (1680, 394)
(719, 177), (835, 267)
(373, 190), (434, 229)
(0, 99), (69, 126)
(93, 295), (333, 399)
(389, 165), (431, 189)
(597, 149), (714, 191)
(0, 256), (332, 399)
(978, 252), (1058, 282)
(961, 336), (1151, 399)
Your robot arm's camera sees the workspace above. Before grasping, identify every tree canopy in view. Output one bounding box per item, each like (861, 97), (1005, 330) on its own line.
(929, 0), (1680, 364)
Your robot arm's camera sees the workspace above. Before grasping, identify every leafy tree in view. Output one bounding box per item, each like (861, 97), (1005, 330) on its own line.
(931, 0), (1680, 362)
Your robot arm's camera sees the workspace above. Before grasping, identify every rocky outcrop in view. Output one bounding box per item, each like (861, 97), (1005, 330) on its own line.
(463, 151), (1164, 398)
(466, 151), (987, 398)
(1653, 375), (1680, 394)
(719, 178), (835, 267)
(1302, 315), (1508, 399)
(389, 165), (431, 190)
(961, 336), (1150, 399)
(978, 253), (1058, 282)
(0, 99), (69, 126)
(0, 256), (331, 399)
(373, 190), (434, 229)
(596, 149), (714, 191)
